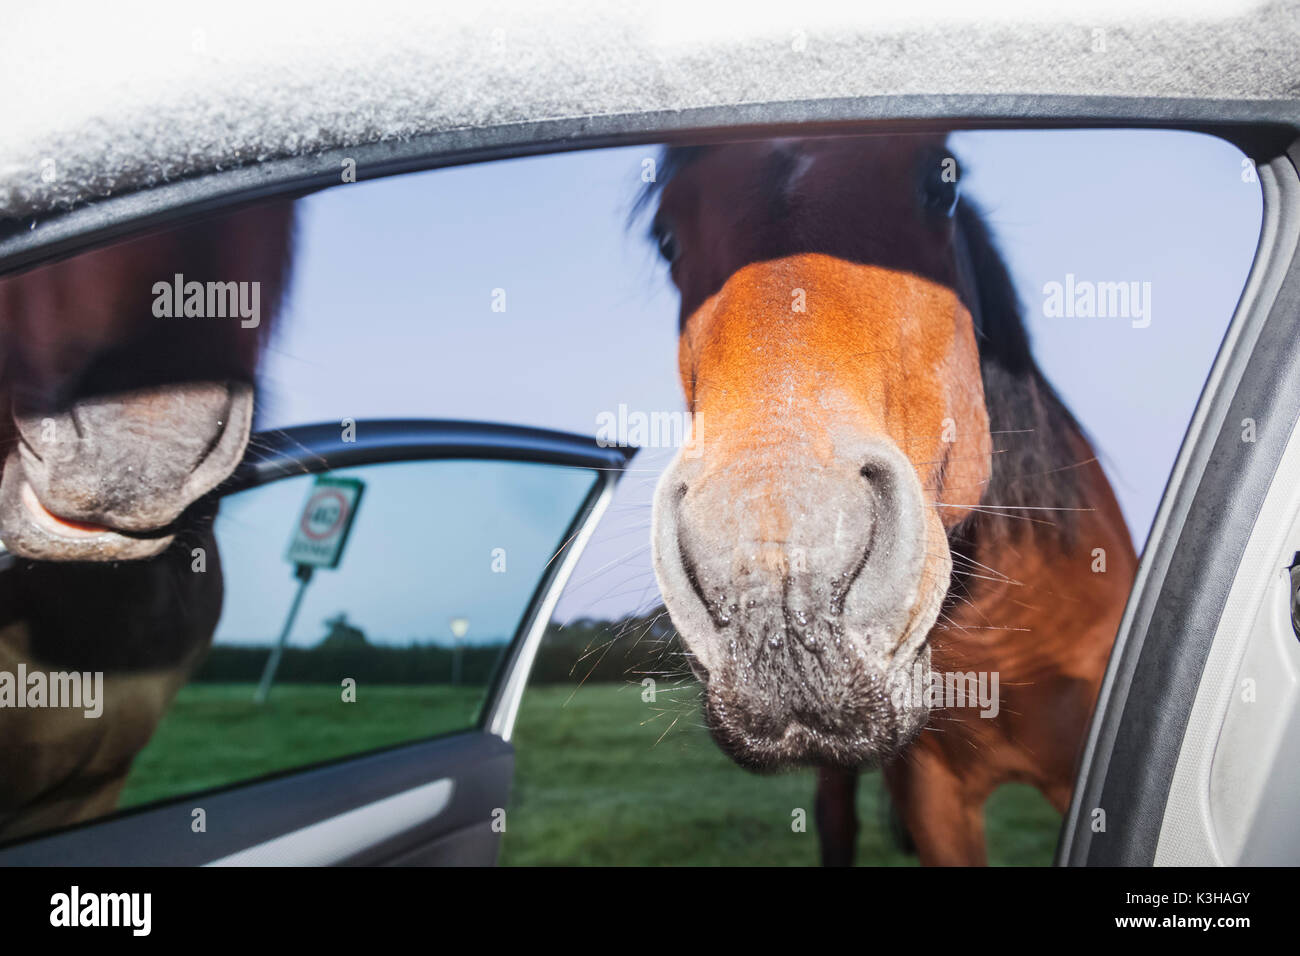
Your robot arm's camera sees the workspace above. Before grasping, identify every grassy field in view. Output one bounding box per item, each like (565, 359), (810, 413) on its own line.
(501, 684), (1061, 866)
(119, 681), (1061, 865)
(120, 683), (483, 808)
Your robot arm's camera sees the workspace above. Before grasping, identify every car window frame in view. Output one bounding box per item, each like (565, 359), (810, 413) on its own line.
(3, 97), (1300, 866)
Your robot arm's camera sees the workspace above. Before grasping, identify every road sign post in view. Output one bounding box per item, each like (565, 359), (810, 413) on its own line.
(253, 563), (313, 705)
(255, 475), (364, 704)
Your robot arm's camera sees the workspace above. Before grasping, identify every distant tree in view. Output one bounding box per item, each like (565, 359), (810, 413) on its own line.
(194, 609), (685, 686)
(318, 612), (368, 650)
(530, 607), (686, 684)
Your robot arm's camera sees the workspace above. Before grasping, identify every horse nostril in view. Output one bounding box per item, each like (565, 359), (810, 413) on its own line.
(675, 482), (688, 500)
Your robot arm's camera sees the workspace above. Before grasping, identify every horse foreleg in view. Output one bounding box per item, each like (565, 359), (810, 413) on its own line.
(883, 752), (988, 866)
(814, 766), (859, 866)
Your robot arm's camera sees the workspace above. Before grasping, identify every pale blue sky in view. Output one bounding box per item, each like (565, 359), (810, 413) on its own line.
(249, 130), (1262, 627)
(213, 459), (595, 646)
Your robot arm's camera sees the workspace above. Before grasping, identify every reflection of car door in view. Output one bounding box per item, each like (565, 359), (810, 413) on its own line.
(0, 419), (631, 865)
(1058, 149), (1300, 866)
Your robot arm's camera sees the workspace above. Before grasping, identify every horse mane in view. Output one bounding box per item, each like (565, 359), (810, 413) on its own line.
(637, 144), (1089, 548)
(631, 145), (704, 222)
(952, 199), (1086, 547)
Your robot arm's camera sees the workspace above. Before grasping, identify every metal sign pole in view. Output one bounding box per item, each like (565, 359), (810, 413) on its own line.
(254, 563), (314, 704)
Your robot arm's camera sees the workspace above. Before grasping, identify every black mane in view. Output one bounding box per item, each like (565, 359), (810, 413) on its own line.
(953, 198), (1087, 544)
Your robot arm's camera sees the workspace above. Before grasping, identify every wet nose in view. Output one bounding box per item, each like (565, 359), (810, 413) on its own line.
(672, 453), (882, 641)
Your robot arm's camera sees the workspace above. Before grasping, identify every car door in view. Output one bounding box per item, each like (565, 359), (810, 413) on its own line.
(1058, 141), (1300, 866)
(0, 419), (631, 865)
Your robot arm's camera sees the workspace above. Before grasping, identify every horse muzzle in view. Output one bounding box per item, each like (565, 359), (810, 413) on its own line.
(652, 432), (948, 769)
(0, 382), (253, 561)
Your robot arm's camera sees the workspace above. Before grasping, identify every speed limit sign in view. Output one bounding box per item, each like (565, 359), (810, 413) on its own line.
(284, 475), (365, 569)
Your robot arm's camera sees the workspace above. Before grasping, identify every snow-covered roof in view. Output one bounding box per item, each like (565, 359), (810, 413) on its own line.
(3, 0), (1297, 221)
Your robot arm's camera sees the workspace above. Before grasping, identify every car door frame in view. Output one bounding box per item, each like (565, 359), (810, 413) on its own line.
(0, 419), (632, 865)
(5, 93), (1300, 868)
(1056, 141), (1300, 865)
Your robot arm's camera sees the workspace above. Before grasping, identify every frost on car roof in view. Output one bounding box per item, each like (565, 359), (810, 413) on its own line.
(1, 0), (1297, 222)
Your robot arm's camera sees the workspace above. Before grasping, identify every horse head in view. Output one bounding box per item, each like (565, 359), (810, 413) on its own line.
(649, 135), (993, 769)
(0, 201), (294, 561)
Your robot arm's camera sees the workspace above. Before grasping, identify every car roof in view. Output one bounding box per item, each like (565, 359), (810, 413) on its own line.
(1, 0), (1297, 250)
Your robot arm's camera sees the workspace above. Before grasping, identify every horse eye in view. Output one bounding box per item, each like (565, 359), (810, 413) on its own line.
(654, 225), (680, 264)
(921, 156), (961, 218)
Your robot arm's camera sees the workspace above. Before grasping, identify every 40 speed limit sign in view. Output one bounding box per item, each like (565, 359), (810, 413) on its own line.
(284, 475), (365, 569)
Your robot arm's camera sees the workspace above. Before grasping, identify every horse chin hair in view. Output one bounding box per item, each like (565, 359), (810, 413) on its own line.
(701, 653), (933, 773)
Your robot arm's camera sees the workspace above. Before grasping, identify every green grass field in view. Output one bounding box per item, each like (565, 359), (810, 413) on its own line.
(502, 684), (1061, 866)
(119, 683), (483, 808)
(119, 681), (1061, 864)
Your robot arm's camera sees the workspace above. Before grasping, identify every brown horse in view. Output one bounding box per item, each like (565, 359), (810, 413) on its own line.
(0, 200), (294, 840)
(644, 135), (1136, 865)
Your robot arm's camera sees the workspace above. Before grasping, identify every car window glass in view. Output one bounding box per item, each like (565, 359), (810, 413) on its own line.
(0, 127), (1265, 866)
(0, 457), (595, 842)
(118, 458), (596, 808)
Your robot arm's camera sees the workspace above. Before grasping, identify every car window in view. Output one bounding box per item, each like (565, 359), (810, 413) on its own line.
(0, 126), (1266, 866)
(122, 458), (596, 805)
(481, 128), (1264, 867)
(0, 457), (596, 841)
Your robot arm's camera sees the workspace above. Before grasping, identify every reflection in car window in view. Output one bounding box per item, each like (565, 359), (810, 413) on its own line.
(117, 459), (595, 808)
(0, 458), (595, 841)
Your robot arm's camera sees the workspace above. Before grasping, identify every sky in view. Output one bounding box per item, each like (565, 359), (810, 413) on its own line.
(212, 459), (595, 647)
(245, 129), (1262, 634)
